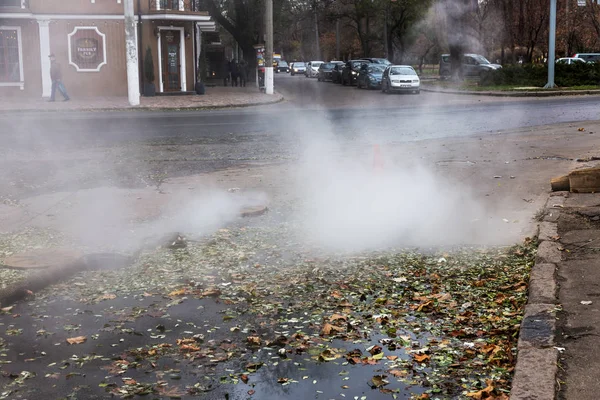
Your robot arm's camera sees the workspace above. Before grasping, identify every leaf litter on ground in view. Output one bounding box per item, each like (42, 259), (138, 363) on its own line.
(0, 220), (536, 399)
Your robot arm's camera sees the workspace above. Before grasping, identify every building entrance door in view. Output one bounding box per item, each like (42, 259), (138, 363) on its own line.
(161, 30), (180, 92)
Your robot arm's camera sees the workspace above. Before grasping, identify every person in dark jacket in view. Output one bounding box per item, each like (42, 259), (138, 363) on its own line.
(48, 54), (70, 102)
(238, 59), (247, 87)
(230, 60), (239, 87)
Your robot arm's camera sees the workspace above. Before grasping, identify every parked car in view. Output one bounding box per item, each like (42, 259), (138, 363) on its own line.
(572, 53), (600, 63)
(306, 61), (324, 78)
(439, 54), (501, 79)
(275, 60), (290, 73)
(381, 65), (420, 94)
(330, 62), (345, 83)
(557, 57), (586, 65)
(317, 62), (335, 81)
(361, 57), (392, 66)
(357, 64), (386, 89)
(341, 60), (370, 86)
(290, 62), (306, 76)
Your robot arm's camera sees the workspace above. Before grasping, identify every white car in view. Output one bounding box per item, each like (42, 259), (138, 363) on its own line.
(556, 57), (586, 65)
(306, 61), (324, 78)
(381, 65), (420, 94)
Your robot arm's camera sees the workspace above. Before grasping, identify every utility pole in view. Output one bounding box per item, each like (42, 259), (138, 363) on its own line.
(314, 2), (320, 59)
(124, 0), (140, 105)
(336, 19), (340, 60)
(544, 0), (556, 88)
(265, 0), (274, 94)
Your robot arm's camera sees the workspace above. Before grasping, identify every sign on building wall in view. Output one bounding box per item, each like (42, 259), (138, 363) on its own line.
(68, 26), (107, 72)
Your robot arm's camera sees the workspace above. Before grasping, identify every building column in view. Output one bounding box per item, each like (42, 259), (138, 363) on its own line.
(124, 0), (140, 105)
(195, 23), (202, 82)
(37, 19), (52, 98)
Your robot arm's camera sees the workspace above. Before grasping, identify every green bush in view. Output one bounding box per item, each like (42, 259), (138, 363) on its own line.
(480, 63), (600, 87)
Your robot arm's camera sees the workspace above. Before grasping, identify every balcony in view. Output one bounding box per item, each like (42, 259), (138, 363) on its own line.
(149, 0), (207, 13)
(0, 0), (29, 9)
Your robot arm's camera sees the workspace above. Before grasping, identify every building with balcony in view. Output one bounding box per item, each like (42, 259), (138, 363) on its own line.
(0, 0), (216, 98)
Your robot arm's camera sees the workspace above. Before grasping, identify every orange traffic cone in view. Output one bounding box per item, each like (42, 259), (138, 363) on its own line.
(373, 144), (385, 173)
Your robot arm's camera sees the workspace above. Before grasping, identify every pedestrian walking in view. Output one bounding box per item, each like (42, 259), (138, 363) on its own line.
(222, 59), (230, 86)
(48, 54), (70, 102)
(230, 60), (239, 87)
(238, 59), (247, 87)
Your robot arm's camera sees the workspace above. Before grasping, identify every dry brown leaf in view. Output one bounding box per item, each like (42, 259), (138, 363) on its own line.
(413, 353), (430, 363)
(246, 336), (261, 345)
(168, 288), (186, 297)
(329, 313), (347, 322)
(202, 288), (222, 297)
(389, 369), (408, 377)
(66, 336), (87, 345)
(466, 381), (495, 399)
(321, 323), (344, 335)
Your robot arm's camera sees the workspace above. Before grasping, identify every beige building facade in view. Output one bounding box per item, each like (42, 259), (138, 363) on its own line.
(0, 0), (216, 98)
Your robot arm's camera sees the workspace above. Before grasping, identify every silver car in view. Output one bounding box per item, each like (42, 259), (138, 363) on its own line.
(306, 61), (324, 78)
(290, 62), (306, 76)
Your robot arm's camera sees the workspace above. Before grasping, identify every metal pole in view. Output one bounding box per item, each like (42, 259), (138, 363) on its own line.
(314, 4), (320, 59)
(265, 0), (274, 94)
(544, 0), (556, 89)
(124, 0), (140, 105)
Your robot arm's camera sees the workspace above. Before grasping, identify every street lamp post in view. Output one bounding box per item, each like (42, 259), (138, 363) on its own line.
(544, 0), (557, 89)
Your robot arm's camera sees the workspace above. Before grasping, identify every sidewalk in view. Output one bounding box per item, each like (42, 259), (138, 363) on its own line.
(0, 86), (283, 112)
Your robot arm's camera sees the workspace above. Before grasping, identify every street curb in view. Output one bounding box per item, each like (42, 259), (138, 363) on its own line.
(0, 94), (285, 114)
(421, 85), (600, 97)
(510, 193), (565, 400)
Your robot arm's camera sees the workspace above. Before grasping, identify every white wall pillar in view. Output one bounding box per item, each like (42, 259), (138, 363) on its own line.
(124, 0), (140, 105)
(37, 19), (51, 98)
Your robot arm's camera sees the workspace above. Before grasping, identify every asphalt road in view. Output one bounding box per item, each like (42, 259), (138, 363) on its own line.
(1, 74), (600, 149)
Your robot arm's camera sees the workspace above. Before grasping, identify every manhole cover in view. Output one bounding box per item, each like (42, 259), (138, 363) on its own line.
(2, 248), (84, 270)
(240, 205), (268, 217)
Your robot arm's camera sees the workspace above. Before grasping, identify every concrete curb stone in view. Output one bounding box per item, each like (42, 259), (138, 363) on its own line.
(510, 195), (561, 400)
(0, 94), (285, 114)
(421, 85), (600, 98)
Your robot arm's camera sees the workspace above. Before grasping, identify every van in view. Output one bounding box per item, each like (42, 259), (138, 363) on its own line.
(439, 54), (501, 78)
(572, 53), (600, 63)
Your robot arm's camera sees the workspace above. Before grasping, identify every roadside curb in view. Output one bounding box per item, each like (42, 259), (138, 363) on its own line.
(421, 85), (600, 97)
(0, 94), (284, 114)
(510, 193), (565, 400)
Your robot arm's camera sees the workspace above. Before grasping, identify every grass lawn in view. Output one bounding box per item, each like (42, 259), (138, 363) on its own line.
(427, 80), (600, 92)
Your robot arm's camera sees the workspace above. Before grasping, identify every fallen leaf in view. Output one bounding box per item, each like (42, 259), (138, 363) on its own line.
(413, 353), (430, 363)
(329, 314), (347, 322)
(321, 323), (344, 336)
(389, 369), (408, 378)
(370, 375), (389, 388)
(168, 288), (186, 297)
(66, 336), (87, 345)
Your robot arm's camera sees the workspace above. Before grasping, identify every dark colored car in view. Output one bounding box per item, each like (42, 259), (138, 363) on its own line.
(439, 53), (501, 79)
(341, 60), (370, 86)
(331, 62), (345, 83)
(357, 64), (386, 89)
(361, 57), (392, 66)
(275, 60), (290, 73)
(317, 62), (335, 81)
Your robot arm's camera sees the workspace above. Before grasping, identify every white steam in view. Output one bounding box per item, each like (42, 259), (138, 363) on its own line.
(294, 134), (501, 252)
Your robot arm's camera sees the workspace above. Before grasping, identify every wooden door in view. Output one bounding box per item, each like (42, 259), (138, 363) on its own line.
(162, 30), (181, 92)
